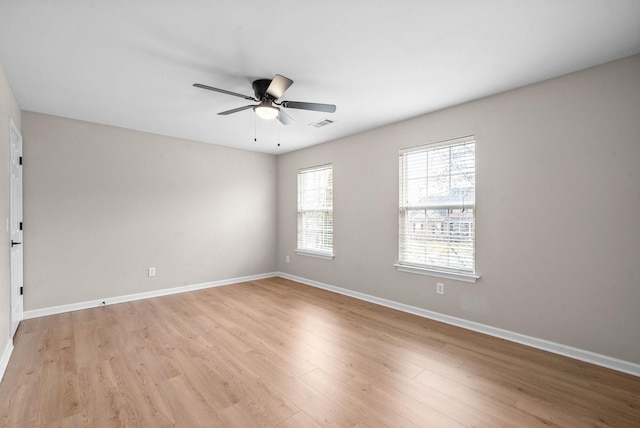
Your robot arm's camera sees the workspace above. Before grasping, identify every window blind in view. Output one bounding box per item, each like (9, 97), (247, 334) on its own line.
(399, 136), (476, 273)
(297, 164), (333, 256)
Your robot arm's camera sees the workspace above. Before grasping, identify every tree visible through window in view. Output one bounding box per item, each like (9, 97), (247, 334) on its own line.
(297, 164), (333, 257)
(399, 136), (475, 274)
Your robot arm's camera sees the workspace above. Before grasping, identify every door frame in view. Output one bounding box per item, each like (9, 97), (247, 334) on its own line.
(9, 118), (23, 338)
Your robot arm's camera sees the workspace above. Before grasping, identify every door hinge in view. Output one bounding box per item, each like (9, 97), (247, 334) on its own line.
(19, 156), (22, 166)
(20, 286), (23, 296)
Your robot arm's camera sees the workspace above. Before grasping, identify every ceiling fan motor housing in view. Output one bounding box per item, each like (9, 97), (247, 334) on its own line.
(252, 79), (273, 100)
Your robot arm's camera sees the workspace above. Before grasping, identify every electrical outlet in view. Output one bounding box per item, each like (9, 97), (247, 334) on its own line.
(436, 282), (444, 295)
(148, 267), (156, 277)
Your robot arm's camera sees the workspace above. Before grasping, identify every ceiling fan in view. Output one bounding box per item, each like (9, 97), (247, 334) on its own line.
(193, 74), (336, 125)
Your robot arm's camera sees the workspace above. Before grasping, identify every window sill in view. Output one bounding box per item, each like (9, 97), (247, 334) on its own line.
(394, 264), (479, 283)
(295, 250), (334, 260)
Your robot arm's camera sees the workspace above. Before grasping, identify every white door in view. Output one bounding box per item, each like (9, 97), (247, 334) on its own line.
(9, 118), (23, 337)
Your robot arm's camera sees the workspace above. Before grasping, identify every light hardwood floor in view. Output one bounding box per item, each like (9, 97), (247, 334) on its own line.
(0, 277), (638, 427)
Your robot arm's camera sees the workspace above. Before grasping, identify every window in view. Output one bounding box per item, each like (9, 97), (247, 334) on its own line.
(397, 136), (477, 282)
(296, 164), (333, 259)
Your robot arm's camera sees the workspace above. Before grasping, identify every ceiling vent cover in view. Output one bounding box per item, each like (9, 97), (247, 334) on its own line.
(310, 119), (335, 128)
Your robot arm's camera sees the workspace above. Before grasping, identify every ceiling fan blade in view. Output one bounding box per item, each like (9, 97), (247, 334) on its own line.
(281, 101), (336, 113)
(277, 108), (294, 126)
(266, 74), (294, 99)
(218, 105), (255, 115)
(194, 83), (257, 101)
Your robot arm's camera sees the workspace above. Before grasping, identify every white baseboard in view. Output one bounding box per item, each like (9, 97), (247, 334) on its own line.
(0, 340), (14, 383)
(277, 272), (640, 378)
(23, 272), (278, 320)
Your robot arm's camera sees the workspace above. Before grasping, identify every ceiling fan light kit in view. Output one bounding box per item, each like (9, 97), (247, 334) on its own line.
(253, 101), (279, 120)
(193, 74), (336, 126)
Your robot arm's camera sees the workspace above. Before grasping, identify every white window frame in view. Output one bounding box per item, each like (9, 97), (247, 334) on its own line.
(395, 136), (478, 283)
(296, 164), (334, 259)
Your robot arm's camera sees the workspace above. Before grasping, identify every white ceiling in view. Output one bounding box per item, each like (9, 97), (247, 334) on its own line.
(1, 1), (639, 155)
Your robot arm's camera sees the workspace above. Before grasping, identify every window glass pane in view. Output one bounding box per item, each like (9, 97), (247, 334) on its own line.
(406, 177), (427, 205)
(406, 151), (427, 179)
(298, 211), (333, 252)
(399, 138), (475, 273)
(298, 165), (333, 255)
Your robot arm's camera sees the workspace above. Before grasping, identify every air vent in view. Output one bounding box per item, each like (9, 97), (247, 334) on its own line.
(309, 119), (335, 128)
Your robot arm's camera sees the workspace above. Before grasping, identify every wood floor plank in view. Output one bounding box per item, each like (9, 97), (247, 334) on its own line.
(301, 367), (441, 428)
(276, 411), (323, 428)
(275, 376), (363, 427)
(156, 374), (223, 427)
(0, 382), (38, 427)
(414, 364), (572, 426)
(435, 343), (640, 426)
(0, 277), (638, 427)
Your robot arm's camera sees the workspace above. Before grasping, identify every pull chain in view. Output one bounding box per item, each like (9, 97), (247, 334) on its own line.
(254, 115), (257, 142)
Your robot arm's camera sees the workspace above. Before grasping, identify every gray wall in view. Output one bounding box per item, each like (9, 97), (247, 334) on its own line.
(277, 55), (640, 364)
(22, 112), (277, 310)
(0, 66), (21, 355)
